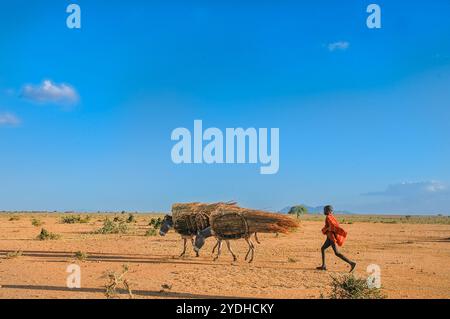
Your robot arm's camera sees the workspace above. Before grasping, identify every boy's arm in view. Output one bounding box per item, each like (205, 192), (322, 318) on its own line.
(321, 217), (330, 234)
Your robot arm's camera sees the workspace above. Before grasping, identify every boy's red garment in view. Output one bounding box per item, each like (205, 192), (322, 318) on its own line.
(321, 214), (347, 247)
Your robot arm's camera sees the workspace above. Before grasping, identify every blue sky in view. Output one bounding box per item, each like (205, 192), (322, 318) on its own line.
(1, 0), (449, 214)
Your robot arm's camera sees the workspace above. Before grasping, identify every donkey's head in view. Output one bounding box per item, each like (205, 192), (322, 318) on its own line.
(193, 227), (213, 253)
(159, 215), (173, 236)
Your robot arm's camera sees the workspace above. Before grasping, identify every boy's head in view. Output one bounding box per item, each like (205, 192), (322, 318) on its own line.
(324, 205), (334, 215)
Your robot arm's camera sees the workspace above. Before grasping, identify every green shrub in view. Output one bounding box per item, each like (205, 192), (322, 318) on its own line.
(145, 228), (157, 237)
(326, 274), (385, 299)
(74, 251), (89, 261)
(31, 218), (43, 227)
(96, 218), (129, 234)
(149, 217), (163, 229)
(37, 228), (61, 240)
(126, 213), (136, 223)
(60, 215), (91, 224)
(9, 215), (20, 221)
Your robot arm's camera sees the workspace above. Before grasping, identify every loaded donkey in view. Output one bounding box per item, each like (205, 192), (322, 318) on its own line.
(195, 206), (299, 262)
(159, 202), (238, 257)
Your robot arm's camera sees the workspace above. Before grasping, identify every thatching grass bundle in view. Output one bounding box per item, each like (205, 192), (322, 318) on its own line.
(171, 201), (237, 216)
(171, 202), (238, 236)
(210, 206), (299, 239)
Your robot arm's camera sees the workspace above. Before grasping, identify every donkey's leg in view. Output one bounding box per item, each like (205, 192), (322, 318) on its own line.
(245, 237), (255, 263)
(245, 238), (252, 261)
(179, 238), (187, 257)
(248, 239), (255, 263)
(213, 240), (223, 261)
(225, 240), (237, 262)
(254, 233), (261, 244)
(212, 239), (220, 254)
(191, 237), (199, 257)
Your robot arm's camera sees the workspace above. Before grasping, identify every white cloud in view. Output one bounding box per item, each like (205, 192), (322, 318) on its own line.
(363, 181), (448, 197)
(21, 80), (79, 106)
(327, 41), (350, 52)
(0, 112), (21, 127)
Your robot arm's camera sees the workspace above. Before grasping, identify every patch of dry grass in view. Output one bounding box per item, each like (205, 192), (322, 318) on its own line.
(5, 251), (23, 259)
(103, 264), (133, 299)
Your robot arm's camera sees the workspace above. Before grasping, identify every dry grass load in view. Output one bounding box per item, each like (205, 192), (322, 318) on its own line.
(210, 206), (299, 239)
(171, 202), (238, 236)
(171, 201), (237, 216)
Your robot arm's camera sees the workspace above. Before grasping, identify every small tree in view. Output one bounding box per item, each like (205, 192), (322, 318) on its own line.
(288, 205), (309, 218)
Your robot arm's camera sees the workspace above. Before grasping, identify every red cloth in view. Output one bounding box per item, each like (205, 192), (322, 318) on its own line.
(321, 214), (347, 247)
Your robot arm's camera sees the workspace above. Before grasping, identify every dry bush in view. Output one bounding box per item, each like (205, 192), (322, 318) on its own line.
(287, 257), (297, 263)
(145, 228), (157, 236)
(60, 215), (91, 224)
(103, 264), (133, 299)
(323, 274), (385, 299)
(31, 218), (43, 227)
(5, 251), (23, 259)
(126, 213), (136, 223)
(95, 218), (129, 234)
(149, 217), (163, 229)
(74, 251), (89, 261)
(37, 228), (61, 240)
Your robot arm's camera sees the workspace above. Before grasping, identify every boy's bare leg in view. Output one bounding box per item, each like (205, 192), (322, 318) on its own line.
(331, 242), (356, 272)
(317, 238), (332, 270)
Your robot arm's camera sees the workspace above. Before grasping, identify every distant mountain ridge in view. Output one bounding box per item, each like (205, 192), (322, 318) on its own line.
(279, 205), (353, 215)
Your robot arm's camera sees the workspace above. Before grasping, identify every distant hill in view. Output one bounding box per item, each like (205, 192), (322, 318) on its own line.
(279, 205), (353, 215)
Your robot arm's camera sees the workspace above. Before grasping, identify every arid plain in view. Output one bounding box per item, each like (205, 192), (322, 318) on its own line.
(0, 213), (449, 299)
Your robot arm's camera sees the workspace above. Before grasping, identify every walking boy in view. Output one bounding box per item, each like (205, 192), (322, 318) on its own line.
(316, 205), (356, 272)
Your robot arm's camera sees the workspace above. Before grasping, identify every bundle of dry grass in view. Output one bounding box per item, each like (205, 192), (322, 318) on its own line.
(210, 206), (299, 240)
(171, 201), (237, 216)
(171, 202), (238, 236)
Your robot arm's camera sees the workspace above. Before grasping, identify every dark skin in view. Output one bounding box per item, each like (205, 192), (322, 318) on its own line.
(316, 208), (356, 273)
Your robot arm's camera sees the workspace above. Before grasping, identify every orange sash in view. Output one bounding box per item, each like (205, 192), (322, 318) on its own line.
(321, 214), (347, 247)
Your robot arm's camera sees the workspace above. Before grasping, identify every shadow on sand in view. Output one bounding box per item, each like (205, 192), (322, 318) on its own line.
(0, 249), (218, 266)
(0, 284), (243, 299)
(0, 249), (307, 270)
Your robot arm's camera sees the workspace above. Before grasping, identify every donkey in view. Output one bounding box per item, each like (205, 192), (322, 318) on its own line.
(159, 215), (199, 257)
(160, 215), (254, 261)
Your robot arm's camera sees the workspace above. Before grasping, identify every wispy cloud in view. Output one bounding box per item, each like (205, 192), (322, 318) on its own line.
(363, 181), (448, 197)
(21, 80), (79, 106)
(327, 41), (350, 52)
(0, 112), (21, 127)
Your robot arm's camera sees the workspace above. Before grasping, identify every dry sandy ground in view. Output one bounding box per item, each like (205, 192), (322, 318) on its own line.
(0, 214), (449, 299)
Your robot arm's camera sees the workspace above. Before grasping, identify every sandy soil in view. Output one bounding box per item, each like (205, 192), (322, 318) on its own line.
(0, 214), (449, 299)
